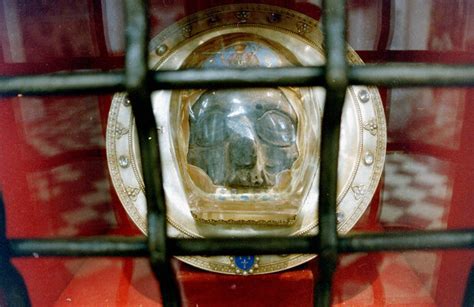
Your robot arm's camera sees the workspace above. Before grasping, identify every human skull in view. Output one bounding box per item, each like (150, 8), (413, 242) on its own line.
(187, 88), (299, 188)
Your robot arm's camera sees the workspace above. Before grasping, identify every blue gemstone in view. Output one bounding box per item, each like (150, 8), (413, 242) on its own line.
(240, 195), (250, 201)
(234, 255), (255, 271)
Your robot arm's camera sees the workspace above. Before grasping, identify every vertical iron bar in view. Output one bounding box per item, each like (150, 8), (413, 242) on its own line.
(0, 194), (31, 307)
(317, 0), (348, 306)
(463, 264), (474, 307)
(124, 1), (180, 306)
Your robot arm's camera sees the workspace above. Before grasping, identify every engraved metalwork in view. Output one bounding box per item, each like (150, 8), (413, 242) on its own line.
(125, 186), (140, 201)
(363, 118), (378, 136)
(115, 123), (129, 139)
(181, 24), (192, 38)
(106, 4), (386, 275)
(351, 185), (366, 200)
(296, 22), (311, 34)
(236, 11), (249, 23)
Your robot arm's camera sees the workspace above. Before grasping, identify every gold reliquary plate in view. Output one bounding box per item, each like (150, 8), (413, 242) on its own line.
(106, 4), (386, 275)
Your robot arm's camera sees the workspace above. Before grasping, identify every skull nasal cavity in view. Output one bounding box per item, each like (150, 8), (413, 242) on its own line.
(250, 168), (265, 186)
(229, 137), (257, 168)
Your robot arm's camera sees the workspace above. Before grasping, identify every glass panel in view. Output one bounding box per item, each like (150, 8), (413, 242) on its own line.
(380, 153), (453, 230)
(335, 251), (474, 306)
(0, 94), (119, 237)
(388, 89), (465, 150)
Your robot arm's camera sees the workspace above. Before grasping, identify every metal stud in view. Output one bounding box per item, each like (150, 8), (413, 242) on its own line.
(118, 155), (129, 168)
(268, 12), (281, 23)
(358, 89), (370, 103)
(363, 151), (374, 166)
(155, 44), (168, 56)
(337, 212), (345, 223)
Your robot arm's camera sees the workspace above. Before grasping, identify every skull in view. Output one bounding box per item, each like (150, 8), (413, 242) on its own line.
(187, 88), (299, 188)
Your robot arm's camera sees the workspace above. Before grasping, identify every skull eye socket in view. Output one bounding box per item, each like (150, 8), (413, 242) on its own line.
(256, 110), (296, 147)
(193, 111), (227, 147)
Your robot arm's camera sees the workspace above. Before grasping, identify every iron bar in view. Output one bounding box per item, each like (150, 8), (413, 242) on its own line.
(7, 229), (474, 257)
(124, 1), (180, 306)
(151, 66), (325, 89)
(317, 0), (348, 306)
(10, 237), (148, 257)
(0, 195), (31, 307)
(463, 264), (474, 307)
(338, 229), (474, 252)
(2, 64), (474, 97)
(350, 64), (474, 87)
(0, 71), (124, 96)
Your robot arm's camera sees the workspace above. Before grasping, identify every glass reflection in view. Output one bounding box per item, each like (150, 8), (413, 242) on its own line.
(187, 88), (298, 188)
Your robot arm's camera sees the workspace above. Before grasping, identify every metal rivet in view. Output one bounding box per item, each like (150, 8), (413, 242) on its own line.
(123, 98), (131, 106)
(118, 155), (129, 168)
(337, 212), (345, 223)
(156, 44), (168, 56)
(358, 89), (370, 103)
(208, 15), (219, 25)
(364, 151), (374, 166)
(268, 12), (281, 23)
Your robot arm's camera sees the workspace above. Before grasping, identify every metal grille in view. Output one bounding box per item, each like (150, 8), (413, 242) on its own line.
(1, 1), (474, 306)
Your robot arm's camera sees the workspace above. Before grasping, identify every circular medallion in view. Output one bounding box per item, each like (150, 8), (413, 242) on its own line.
(106, 4), (386, 275)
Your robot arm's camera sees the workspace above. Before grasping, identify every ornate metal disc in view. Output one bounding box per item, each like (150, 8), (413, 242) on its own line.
(106, 4), (386, 275)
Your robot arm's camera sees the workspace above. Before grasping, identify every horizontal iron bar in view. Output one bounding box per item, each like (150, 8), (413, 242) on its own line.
(351, 64), (474, 87)
(2, 64), (474, 96)
(10, 237), (149, 257)
(151, 67), (325, 89)
(339, 229), (474, 252)
(8, 229), (474, 257)
(0, 71), (125, 96)
(8, 236), (316, 257)
(157, 64), (474, 88)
